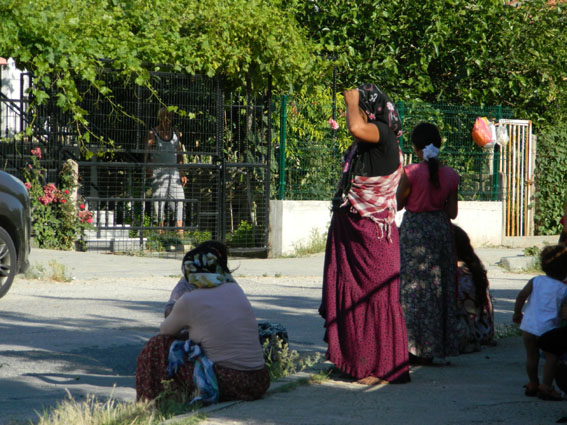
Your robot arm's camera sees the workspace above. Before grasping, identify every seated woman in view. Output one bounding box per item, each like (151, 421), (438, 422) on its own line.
(136, 241), (270, 404)
(453, 225), (495, 354)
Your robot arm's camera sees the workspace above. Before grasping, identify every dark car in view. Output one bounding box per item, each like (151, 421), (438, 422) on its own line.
(0, 170), (31, 298)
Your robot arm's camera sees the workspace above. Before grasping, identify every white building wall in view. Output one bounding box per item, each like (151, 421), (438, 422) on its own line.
(269, 200), (503, 257)
(1, 58), (28, 137)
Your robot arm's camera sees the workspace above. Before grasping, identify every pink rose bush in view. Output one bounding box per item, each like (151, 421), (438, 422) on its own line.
(23, 148), (93, 250)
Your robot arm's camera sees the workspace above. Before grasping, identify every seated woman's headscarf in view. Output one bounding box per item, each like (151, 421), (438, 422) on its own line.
(182, 243), (235, 288)
(356, 83), (402, 139)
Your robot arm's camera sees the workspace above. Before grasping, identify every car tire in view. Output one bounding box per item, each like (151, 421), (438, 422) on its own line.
(0, 226), (18, 299)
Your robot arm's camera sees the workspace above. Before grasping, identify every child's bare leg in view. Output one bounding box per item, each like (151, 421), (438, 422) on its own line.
(542, 351), (559, 390)
(523, 331), (540, 385)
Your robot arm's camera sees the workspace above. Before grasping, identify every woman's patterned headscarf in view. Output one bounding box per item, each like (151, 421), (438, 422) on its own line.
(357, 83), (402, 139)
(182, 250), (235, 288)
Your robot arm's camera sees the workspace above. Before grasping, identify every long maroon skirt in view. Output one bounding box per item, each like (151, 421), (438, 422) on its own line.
(320, 207), (410, 383)
(136, 335), (270, 402)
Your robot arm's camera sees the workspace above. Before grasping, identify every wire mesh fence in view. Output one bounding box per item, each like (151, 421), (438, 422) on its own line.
(274, 96), (514, 202)
(272, 94), (342, 201)
(1, 68), (272, 256)
(1, 61), (518, 254)
(398, 102), (513, 201)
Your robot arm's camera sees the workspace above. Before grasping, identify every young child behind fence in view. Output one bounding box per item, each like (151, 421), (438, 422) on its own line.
(513, 244), (567, 401)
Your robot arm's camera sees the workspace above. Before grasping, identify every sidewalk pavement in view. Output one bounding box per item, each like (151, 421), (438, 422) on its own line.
(1, 246), (563, 425)
(24, 245), (533, 279)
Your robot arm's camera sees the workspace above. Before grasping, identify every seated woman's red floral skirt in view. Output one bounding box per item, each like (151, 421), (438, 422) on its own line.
(136, 334), (270, 403)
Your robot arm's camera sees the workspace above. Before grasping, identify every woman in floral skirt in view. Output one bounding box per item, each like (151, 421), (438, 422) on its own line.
(397, 122), (460, 364)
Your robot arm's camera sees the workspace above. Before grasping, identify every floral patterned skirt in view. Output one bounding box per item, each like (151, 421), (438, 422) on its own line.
(400, 210), (459, 359)
(136, 335), (270, 403)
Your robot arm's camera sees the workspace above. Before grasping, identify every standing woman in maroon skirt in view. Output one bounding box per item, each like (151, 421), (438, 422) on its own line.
(320, 84), (410, 385)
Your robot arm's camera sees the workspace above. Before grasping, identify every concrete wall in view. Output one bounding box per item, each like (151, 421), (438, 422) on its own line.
(451, 201), (504, 247)
(269, 200), (333, 257)
(269, 200), (504, 257)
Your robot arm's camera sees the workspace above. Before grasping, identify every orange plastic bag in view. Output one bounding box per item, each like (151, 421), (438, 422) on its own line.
(472, 117), (493, 147)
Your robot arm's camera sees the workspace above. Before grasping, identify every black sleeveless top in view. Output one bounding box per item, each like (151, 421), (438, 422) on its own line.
(351, 121), (400, 177)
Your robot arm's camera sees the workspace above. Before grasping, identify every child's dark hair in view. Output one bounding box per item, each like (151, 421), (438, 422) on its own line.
(540, 244), (567, 281)
(453, 224), (489, 307)
(411, 122), (442, 188)
(183, 240), (230, 274)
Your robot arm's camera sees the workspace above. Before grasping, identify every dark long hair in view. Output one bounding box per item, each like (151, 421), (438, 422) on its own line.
(541, 244), (567, 281)
(411, 122), (442, 188)
(453, 225), (489, 307)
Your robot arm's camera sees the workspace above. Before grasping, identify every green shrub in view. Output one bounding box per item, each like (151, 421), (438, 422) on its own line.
(226, 220), (263, 248)
(262, 336), (321, 381)
(534, 121), (567, 235)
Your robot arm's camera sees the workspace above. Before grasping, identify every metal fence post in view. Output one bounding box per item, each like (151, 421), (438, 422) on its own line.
(216, 75), (226, 241)
(277, 95), (287, 200)
(332, 66), (337, 121)
(265, 77), (272, 249)
(491, 105), (503, 201)
(398, 101), (405, 151)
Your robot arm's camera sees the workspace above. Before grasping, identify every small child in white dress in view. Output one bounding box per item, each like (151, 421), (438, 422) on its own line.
(513, 244), (567, 401)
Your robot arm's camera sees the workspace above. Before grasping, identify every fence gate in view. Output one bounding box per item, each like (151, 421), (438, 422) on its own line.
(499, 119), (535, 237)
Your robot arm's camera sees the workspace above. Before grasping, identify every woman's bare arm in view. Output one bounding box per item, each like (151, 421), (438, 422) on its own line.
(344, 89), (380, 143)
(160, 296), (190, 335)
(444, 189), (458, 220)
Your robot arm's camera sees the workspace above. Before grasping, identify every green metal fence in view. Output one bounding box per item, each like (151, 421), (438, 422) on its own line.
(273, 94), (342, 201)
(275, 97), (514, 201)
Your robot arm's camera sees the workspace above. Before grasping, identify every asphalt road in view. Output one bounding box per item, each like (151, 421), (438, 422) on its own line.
(2, 247), (564, 425)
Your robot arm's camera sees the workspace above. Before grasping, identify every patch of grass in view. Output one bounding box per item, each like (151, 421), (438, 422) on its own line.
(523, 245), (541, 257)
(287, 228), (327, 257)
(35, 391), (163, 425)
(494, 323), (522, 339)
(32, 389), (207, 425)
(154, 379), (201, 418)
(23, 262), (46, 280)
(24, 260), (72, 282)
(263, 337), (322, 381)
(48, 260), (73, 282)
(521, 245), (542, 273)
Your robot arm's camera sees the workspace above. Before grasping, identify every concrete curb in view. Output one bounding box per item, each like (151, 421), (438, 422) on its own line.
(160, 371), (316, 425)
(499, 255), (538, 272)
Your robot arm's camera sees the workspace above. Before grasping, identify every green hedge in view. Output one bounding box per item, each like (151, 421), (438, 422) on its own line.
(534, 122), (567, 235)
